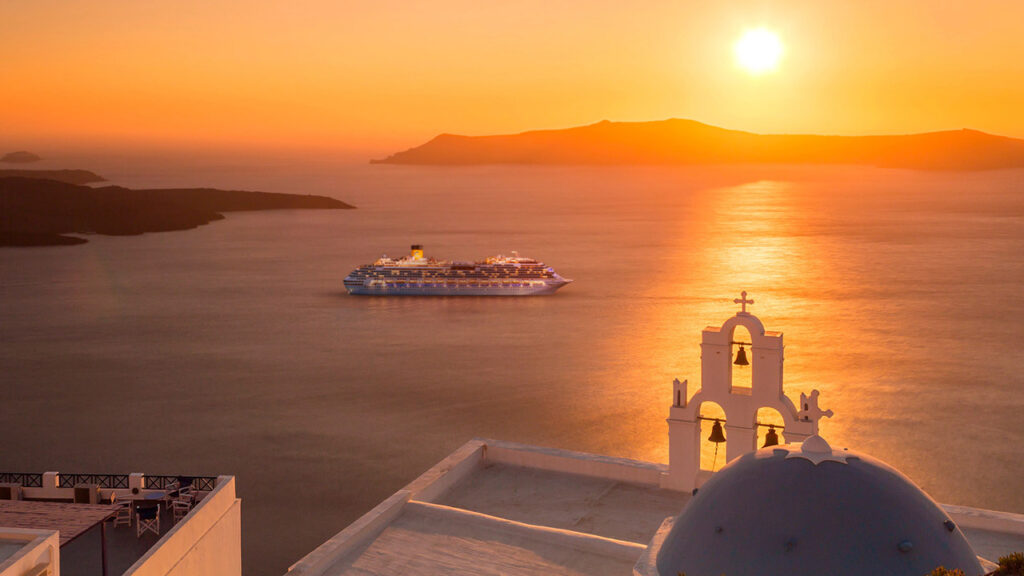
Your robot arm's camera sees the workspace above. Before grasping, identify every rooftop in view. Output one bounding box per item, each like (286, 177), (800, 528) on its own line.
(290, 439), (681, 576)
(287, 439), (1024, 576)
(327, 499), (641, 576)
(434, 461), (689, 544)
(0, 501), (118, 547)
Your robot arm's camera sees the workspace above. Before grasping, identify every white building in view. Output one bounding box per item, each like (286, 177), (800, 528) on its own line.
(0, 473), (240, 576)
(287, 297), (1024, 576)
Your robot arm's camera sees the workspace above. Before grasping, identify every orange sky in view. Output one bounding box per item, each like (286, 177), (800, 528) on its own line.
(3, 1), (1024, 155)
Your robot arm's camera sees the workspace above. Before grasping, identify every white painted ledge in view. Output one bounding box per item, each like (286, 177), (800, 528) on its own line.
(404, 439), (486, 502)
(481, 438), (668, 486)
(287, 490), (412, 576)
(0, 529), (58, 576)
(943, 504), (1024, 535)
(408, 500), (645, 561)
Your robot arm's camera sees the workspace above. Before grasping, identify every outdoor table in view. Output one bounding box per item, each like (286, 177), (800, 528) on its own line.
(127, 491), (168, 521)
(127, 491), (169, 502)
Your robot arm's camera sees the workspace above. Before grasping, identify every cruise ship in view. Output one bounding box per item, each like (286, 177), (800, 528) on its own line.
(344, 245), (572, 296)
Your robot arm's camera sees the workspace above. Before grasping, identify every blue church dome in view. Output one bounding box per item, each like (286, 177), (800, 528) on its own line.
(655, 436), (983, 576)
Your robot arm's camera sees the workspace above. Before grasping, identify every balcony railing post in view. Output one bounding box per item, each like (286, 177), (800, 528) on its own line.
(129, 473), (145, 493)
(42, 471), (58, 489)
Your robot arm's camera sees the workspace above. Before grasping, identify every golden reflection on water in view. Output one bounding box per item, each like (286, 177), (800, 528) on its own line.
(613, 179), (865, 468)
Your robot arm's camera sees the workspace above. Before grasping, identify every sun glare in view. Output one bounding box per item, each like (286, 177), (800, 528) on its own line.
(735, 28), (783, 75)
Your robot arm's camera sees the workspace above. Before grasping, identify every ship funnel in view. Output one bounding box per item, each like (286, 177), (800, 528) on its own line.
(411, 244), (424, 259)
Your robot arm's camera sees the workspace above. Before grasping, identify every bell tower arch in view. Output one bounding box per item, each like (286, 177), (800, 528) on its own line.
(662, 292), (833, 492)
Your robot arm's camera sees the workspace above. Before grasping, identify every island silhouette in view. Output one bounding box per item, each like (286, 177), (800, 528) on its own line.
(0, 168), (105, 184)
(1, 174), (353, 247)
(372, 118), (1024, 170)
(0, 151), (42, 163)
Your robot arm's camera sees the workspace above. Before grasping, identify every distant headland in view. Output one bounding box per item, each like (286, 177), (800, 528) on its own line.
(1, 173), (354, 247)
(0, 168), (106, 184)
(371, 118), (1024, 171)
(1, 151), (42, 163)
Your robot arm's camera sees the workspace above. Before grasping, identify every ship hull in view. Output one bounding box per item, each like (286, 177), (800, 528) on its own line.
(345, 281), (568, 296)
(344, 248), (571, 296)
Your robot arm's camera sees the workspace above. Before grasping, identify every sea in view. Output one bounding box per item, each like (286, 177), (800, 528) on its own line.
(1, 158), (1022, 575)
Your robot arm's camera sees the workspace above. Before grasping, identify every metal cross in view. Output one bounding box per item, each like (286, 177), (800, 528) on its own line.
(734, 291), (754, 314)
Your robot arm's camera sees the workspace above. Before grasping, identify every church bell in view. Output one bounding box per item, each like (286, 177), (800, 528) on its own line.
(763, 425), (780, 447)
(708, 419), (727, 443)
(734, 345), (750, 366)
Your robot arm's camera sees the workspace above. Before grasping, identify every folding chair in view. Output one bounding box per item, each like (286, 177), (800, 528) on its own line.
(177, 485), (195, 505)
(172, 498), (192, 524)
(111, 498), (132, 528)
(136, 502), (160, 537)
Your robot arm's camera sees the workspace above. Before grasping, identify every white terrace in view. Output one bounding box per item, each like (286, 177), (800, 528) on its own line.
(286, 438), (1024, 576)
(0, 472), (240, 576)
(288, 438), (686, 576)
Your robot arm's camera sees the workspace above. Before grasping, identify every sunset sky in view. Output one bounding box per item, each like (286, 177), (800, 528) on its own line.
(3, 1), (1024, 155)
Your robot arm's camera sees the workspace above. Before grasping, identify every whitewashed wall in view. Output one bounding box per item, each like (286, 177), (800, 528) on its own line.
(124, 476), (241, 576)
(0, 529), (59, 576)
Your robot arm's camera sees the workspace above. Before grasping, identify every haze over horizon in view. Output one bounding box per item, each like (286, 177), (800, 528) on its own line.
(4, 1), (1024, 158)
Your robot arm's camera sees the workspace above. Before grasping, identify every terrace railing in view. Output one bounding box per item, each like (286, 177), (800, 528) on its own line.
(0, 473), (43, 488)
(57, 473), (130, 489)
(0, 472), (218, 491)
(145, 475), (218, 492)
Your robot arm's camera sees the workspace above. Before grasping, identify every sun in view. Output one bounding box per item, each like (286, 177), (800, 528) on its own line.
(735, 28), (783, 75)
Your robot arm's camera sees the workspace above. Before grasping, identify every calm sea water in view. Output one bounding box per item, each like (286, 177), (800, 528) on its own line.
(1, 161), (1022, 575)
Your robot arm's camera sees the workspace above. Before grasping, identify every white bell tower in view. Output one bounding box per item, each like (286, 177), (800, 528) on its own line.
(661, 292), (833, 492)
